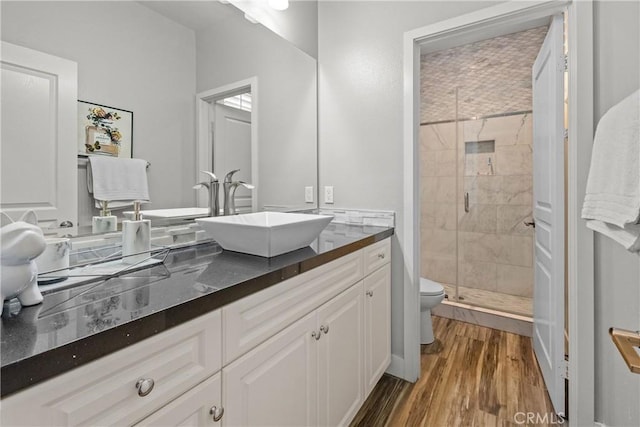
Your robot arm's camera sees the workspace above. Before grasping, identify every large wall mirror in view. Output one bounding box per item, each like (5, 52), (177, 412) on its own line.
(0, 1), (318, 236)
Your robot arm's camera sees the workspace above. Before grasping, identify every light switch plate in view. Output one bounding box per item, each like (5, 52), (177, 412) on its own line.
(324, 186), (334, 204)
(305, 186), (314, 203)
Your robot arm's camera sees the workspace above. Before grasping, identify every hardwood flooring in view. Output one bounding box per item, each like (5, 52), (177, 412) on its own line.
(351, 316), (555, 427)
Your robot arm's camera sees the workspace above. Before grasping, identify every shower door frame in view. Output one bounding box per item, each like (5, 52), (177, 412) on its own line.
(402, 1), (594, 424)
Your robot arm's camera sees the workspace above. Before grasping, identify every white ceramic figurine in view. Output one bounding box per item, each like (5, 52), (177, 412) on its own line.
(0, 211), (46, 315)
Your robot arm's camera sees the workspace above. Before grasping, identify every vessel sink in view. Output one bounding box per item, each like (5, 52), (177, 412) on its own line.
(124, 207), (210, 220)
(196, 212), (333, 257)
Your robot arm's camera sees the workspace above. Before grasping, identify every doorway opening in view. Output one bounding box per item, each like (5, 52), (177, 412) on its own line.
(403, 2), (595, 423)
(196, 78), (258, 213)
(419, 25), (550, 319)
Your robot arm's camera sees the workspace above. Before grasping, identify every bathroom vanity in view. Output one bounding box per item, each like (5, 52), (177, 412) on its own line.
(0, 223), (393, 426)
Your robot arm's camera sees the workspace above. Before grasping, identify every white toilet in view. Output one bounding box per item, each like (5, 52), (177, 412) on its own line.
(420, 277), (445, 344)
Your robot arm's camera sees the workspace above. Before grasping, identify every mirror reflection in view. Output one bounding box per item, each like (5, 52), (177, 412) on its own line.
(0, 0), (318, 238)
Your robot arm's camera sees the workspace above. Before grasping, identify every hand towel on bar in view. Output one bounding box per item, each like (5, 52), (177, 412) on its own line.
(87, 156), (150, 209)
(581, 89), (640, 251)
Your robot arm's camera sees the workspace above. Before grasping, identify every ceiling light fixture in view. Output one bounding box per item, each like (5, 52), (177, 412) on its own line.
(268, 0), (289, 11)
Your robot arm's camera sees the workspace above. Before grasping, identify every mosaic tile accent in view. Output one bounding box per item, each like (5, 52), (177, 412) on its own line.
(318, 208), (395, 228)
(420, 26), (548, 123)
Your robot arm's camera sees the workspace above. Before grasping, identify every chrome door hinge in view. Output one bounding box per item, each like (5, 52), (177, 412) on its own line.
(564, 128), (568, 139)
(564, 54), (568, 71)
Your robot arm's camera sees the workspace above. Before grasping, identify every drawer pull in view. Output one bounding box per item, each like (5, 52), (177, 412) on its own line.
(366, 290), (374, 297)
(210, 405), (225, 422)
(135, 378), (155, 397)
(377, 253), (385, 259)
(312, 330), (322, 341)
(320, 325), (330, 335)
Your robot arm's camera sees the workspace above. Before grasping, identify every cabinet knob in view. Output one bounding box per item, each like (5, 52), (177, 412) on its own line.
(320, 324), (330, 335)
(366, 290), (374, 297)
(377, 253), (385, 259)
(312, 330), (322, 341)
(135, 378), (155, 397)
(210, 405), (224, 422)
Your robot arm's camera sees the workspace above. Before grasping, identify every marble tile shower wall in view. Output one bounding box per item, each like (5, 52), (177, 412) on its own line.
(420, 113), (534, 298)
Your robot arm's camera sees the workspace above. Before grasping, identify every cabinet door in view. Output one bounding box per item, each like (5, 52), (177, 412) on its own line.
(223, 312), (318, 426)
(134, 373), (222, 426)
(317, 282), (365, 427)
(364, 263), (391, 396)
(1, 42), (77, 233)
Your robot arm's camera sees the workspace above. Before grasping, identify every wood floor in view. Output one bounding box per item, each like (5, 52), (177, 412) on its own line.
(351, 316), (555, 427)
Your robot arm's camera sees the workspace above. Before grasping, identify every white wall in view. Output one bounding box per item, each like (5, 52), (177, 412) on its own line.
(229, 0), (318, 58)
(592, 1), (640, 425)
(318, 0), (498, 367)
(196, 8), (317, 211)
(1, 1), (197, 220)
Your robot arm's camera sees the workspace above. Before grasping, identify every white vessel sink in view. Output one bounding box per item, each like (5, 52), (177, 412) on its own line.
(124, 207), (210, 220)
(196, 212), (333, 257)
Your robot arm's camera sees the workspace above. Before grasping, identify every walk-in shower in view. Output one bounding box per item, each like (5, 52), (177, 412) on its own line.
(419, 26), (548, 317)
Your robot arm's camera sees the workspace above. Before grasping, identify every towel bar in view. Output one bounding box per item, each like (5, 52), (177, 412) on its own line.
(609, 328), (640, 374)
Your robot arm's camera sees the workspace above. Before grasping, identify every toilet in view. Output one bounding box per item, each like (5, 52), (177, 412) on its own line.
(420, 277), (445, 344)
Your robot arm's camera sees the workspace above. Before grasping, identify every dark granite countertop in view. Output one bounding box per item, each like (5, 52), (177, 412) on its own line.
(0, 223), (393, 397)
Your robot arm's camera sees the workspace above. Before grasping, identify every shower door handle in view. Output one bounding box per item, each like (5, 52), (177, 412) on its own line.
(524, 220), (536, 228)
(464, 192), (469, 213)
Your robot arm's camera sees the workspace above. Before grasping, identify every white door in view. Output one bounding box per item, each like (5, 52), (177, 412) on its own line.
(134, 373), (223, 426)
(532, 14), (565, 416)
(222, 312), (318, 426)
(212, 103), (252, 212)
(364, 263), (392, 396)
(0, 42), (77, 234)
(317, 282), (364, 427)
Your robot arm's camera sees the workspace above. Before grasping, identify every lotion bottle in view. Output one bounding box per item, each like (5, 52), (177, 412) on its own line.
(121, 201), (150, 265)
(92, 201), (117, 233)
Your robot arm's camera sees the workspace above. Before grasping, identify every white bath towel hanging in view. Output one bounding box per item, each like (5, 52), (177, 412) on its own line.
(582, 89), (640, 252)
(87, 156), (150, 209)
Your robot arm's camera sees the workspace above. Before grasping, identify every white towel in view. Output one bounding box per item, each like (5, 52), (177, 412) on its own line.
(582, 89), (640, 252)
(87, 156), (150, 209)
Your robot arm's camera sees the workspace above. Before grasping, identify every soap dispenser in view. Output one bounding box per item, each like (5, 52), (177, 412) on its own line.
(121, 201), (150, 265)
(92, 201), (117, 233)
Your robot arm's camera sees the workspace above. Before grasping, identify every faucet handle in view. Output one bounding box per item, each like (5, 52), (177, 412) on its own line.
(224, 169), (241, 183)
(200, 171), (218, 182)
(237, 181), (255, 190)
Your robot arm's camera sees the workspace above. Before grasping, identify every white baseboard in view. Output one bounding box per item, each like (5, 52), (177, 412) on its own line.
(594, 423), (607, 427)
(385, 353), (407, 380)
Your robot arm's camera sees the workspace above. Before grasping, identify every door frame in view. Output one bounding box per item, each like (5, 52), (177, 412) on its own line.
(196, 77), (258, 212)
(402, 1), (594, 424)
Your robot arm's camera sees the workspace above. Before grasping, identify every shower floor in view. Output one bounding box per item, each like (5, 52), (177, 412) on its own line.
(441, 283), (533, 317)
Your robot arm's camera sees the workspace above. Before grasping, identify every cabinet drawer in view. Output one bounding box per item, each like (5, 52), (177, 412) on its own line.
(363, 238), (391, 275)
(1, 309), (222, 427)
(223, 250), (363, 364)
(134, 372), (222, 426)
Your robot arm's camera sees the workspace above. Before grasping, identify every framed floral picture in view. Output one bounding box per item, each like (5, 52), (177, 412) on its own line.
(77, 101), (133, 158)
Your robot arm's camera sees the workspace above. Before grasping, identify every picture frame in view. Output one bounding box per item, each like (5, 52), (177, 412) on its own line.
(77, 100), (133, 158)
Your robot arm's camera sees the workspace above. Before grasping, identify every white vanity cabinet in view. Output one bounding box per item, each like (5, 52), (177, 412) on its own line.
(134, 372), (223, 426)
(364, 263), (392, 395)
(222, 238), (391, 427)
(0, 237), (392, 427)
(0, 309), (222, 426)
(317, 282), (365, 427)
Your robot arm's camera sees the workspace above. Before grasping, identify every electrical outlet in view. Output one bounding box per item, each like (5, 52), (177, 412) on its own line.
(324, 186), (334, 204)
(305, 186), (314, 203)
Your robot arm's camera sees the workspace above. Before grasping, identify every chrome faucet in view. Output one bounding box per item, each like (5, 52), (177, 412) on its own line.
(223, 169), (255, 215)
(193, 171), (219, 217)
